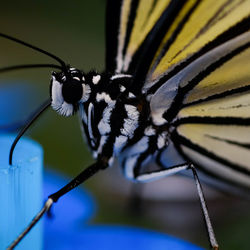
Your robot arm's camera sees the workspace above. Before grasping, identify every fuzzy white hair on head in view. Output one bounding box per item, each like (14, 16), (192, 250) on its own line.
(51, 76), (64, 111)
(60, 102), (74, 116)
(54, 100), (75, 117)
(81, 84), (91, 102)
(51, 76), (74, 116)
(51, 76), (91, 117)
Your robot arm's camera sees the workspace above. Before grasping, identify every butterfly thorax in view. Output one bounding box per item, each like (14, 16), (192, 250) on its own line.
(50, 68), (169, 172)
(80, 73), (151, 164)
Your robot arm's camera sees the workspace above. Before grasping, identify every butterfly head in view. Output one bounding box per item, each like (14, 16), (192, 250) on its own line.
(50, 67), (91, 116)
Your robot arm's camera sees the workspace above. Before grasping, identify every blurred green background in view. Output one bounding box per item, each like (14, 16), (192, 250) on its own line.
(1, 0), (250, 249)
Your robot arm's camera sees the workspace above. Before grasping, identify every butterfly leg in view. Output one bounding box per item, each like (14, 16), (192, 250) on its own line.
(189, 164), (218, 250)
(134, 163), (219, 250)
(7, 161), (104, 249)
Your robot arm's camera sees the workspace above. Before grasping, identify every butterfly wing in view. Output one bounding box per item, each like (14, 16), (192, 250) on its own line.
(106, 0), (250, 188)
(106, 0), (249, 78)
(105, 0), (191, 75)
(174, 35), (250, 189)
(146, 0), (250, 83)
(148, 10), (250, 188)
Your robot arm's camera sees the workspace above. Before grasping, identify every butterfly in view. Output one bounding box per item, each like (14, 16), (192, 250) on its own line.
(3, 0), (250, 249)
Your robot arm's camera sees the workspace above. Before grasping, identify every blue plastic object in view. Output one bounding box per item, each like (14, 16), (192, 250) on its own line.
(43, 170), (95, 230)
(0, 85), (202, 250)
(45, 225), (203, 250)
(43, 172), (202, 250)
(0, 134), (43, 250)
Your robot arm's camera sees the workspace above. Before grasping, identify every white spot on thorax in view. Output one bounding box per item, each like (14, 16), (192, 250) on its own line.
(119, 85), (126, 92)
(128, 92), (135, 98)
(98, 101), (116, 135)
(92, 75), (101, 84)
(73, 76), (80, 81)
(96, 92), (115, 104)
(125, 104), (139, 119)
(111, 74), (132, 80)
(88, 103), (95, 147)
(157, 132), (168, 149)
(144, 126), (155, 136)
(120, 104), (139, 138)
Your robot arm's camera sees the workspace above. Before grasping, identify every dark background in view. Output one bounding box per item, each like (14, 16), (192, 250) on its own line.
(1, 1), (250, 249)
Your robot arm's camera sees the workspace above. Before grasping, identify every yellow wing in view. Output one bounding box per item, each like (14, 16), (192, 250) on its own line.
(106, 0), (250, 188)
(149, 0), (250, 82)
(106, 0), (196, 74)
(106, 0), (250, 83)
(149, 27), (250, 189)
(172, 34), (250, 189)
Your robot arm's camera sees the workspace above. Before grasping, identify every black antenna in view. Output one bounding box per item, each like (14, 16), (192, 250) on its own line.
(0, 63), (62, 74)
(7, 161), (103, 250)
(0, 33), (67, 71)
(9, 99), (51, 165)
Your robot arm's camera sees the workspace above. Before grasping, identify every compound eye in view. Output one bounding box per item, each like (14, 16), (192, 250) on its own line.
(62, 79), (83, 104)
(50, 72), (91, 117)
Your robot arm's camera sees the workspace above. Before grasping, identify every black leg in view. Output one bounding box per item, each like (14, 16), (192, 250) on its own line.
(7, 161), (103, 249)
(134, 162), (219, 249)
(189, 164), (218, 250)
(9, 99), (51, 165)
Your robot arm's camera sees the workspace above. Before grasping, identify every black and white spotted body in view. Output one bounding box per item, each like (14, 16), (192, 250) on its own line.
(50, 68), (170, 180)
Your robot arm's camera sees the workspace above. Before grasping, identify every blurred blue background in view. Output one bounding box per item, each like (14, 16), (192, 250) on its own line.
(1, 0), (250, 249)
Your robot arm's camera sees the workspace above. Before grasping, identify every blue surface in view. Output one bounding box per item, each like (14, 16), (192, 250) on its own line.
(45, 225), (203, 250)
(0, 137), (202, 250)
(43, 172), (202, 250)
(0, 83), (39, 131)
(0, 83), (202, 250)
(0, 134), (43, 250)
(43, 170), (95, 229)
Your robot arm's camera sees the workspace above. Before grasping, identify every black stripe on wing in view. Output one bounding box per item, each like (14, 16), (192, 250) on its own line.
(182, 84), (250, 109)
(105, 0), (123, 73)
(149, 0), (201, 76)
(171, 130), (250, 176)
(148, 16), (250, 95)
(171, 131), (250, 193)
(128, 0), (188, 94)
(173, 116), (250, 126)
(121, 0), (139, 66)
(163, 40), (250, 123)
(167, 0), (243, 63)
(205, 134), (250, 149)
